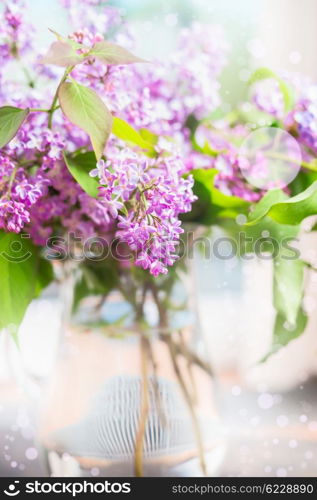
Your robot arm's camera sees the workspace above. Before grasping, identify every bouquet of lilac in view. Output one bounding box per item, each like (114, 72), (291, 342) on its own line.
(0, 0), (228, 332)
(3, 0), (317, 478)
(1, 0), (317, 380)
(2, 0), (317, 357)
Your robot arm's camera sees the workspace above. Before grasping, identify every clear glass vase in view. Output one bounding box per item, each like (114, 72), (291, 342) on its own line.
(38, 260), (225, 477)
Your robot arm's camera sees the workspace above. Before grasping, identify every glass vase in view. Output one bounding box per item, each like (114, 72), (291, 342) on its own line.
(38, 260), (225, 477)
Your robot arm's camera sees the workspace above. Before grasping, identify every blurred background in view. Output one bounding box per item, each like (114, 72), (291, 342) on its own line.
(1, 0), (317, 478)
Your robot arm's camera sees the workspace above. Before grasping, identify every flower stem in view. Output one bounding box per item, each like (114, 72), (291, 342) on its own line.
(149, 280), (209, 476)
(134, 333), (150, 477)
(259, 151), (317, 171)
(48, 66), (73, 129)
(166, 334), (207, 476)
(30, 107), (60, 113)
(7, 165), (18, 197)
(146, 338), (167, 427)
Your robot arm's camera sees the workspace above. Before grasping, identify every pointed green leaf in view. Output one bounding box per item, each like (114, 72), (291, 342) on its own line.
(273, 257), (305, 325)
(246, 189), (288, 226)
(268, 181), (317, 224)
(182, 169), (250, 225)
(247, 181), (317, 226)
(262, 307), (307, 362)
(48, 29), (86, 50)
(193, 169), (249, 208)
(261, 257), (307, 362)
(112, 117), (155, 152)
(40, 40), (84, 67)
(64, 151), (99, 198)
(89, 41), (146, 65)
(0, 232), (38, 333)
(139, 128), (158, 145)
(58, 81), (112, 160)
(0, 106), (29, 148)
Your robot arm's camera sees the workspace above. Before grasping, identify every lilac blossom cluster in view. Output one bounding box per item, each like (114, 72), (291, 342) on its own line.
(0, 0), (274, 275)
(91, 142), (196, 275)
(0, 0), (31, 63)
(0, 0), (230, 275)
(289, 87), (317, 154)
(252, 79), (284, 118)
(192, 124), (263, 201)
(0, 155), (49, 234)
(59, 0), (123, 35)
(251, 76), (317, 159)
(0, 110), (62, 234)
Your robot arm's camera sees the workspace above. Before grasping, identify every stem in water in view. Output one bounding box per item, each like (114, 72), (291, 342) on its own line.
(134, 334), (150, 477)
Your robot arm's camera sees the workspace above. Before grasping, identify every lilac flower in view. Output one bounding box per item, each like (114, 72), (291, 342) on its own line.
(14, 176), (49, 206)
(93, 144), (196, 275)
(252, 79), (284, 118)
(0, 0), (31, 63)
(0, 199), (30, 232)
(98, 188), (124, 220)
(150, 261), (168, 277)
(60, 0), (123, 34)
(288, 87), (317, 153)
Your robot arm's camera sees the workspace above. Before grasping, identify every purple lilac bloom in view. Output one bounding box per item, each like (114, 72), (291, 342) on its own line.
(95, 145), (196, 275)
(59, 0), (124, 36)
(69, 22), (228, 137)
(0, 199), (30, 232)
(252, 79), (284, 118)
(289, 86), (317, 153)
(0, 0), (265, 275)
(192, 124), (263, 202)
(0, 0), (32, 63)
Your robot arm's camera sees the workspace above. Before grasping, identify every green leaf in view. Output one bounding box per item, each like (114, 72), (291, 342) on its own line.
(273, 257), (305, 325)
(64, 151), (99, 198)
(268, 181), (317, 225)
(220, 215), (299, 257)
(194, 169), (249, 209)
(248, 67), (294, 112)
(112, 117), (155, 152)
(88, 41), (146, 65)
(58, 81), (112, 160)
(181, 174), (217, 225)
(288, 170), (317, 196)
(212, 186), (249, 209)
(262, 308), (307, 362)
(0, 106), (29, 148)
(246, 189), (288, 226)
(246, 181), (317, 226)
(0, 232), (38, 334)
(181, 169), (249, 225)
(40, 41), (84, 67)
(261, 257), (307, 361)
(274, 307), (307, 346)
(48, 28), (86, 50)
(139, 128), (158, 145)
